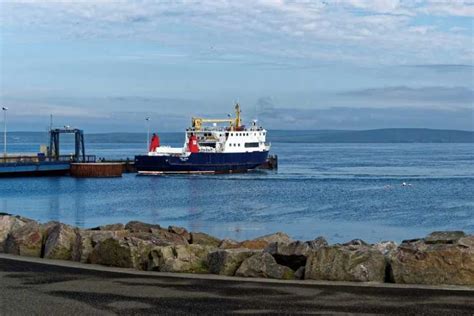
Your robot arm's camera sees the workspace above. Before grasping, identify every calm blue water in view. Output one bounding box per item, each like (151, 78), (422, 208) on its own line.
(1, 138), (473, 243)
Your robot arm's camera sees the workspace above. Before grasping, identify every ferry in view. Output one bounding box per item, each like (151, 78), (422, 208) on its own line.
(135, 104), (270, 174)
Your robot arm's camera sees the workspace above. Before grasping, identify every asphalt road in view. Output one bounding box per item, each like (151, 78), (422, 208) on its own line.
(0, 256), (473, 315)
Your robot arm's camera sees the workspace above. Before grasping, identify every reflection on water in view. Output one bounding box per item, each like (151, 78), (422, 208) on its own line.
(0, 143), (473, 243)
(73, 179), (86, 227)
(47, 178), (61, 223)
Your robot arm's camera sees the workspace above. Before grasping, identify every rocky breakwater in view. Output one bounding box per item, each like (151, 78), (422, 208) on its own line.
(0, 213), (473, 286)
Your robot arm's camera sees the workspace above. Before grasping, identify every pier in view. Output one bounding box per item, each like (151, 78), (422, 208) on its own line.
(0, 155), (95, 177)
(0, 155), (277, 177)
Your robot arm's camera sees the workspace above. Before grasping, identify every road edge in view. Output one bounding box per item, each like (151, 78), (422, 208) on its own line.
(1, 253), (473, 292)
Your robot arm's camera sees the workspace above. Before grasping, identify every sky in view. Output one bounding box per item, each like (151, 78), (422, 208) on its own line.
(0, 0), (473, 132)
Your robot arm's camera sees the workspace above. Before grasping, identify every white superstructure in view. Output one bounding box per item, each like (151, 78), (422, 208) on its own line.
(148, 104), (270, 156)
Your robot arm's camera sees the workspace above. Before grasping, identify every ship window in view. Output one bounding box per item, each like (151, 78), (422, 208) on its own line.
(201, 142), (216, 148)
(245, 142), (259, 148)
(238, 143), (240, 146)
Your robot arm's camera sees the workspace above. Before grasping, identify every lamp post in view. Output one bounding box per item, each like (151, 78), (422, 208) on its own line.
(2, 107), (7, 159)
(145, 117), (150, 152)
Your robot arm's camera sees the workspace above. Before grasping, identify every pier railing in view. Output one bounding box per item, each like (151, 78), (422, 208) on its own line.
(0, 155), (96, 165)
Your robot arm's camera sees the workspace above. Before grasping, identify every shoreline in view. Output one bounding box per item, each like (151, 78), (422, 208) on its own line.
(1, 213), (473, 287)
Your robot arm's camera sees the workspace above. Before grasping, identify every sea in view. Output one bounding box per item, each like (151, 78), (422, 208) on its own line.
(0, 131), (473, 244)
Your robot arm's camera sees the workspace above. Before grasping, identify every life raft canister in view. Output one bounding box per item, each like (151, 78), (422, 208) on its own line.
(188, 134), (199, 153)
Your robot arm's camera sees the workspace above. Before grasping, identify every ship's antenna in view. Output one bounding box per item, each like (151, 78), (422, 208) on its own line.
(49, 114), (53, 131)
(255, 102), (258, 122)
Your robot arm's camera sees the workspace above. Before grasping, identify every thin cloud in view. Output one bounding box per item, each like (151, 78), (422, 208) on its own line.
(338, 86), (474, 108)
(1, 1), (472, 65)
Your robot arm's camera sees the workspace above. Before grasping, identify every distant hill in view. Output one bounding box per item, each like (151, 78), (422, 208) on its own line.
(269, 129), (474, 143)
(6, 128), (474, 143)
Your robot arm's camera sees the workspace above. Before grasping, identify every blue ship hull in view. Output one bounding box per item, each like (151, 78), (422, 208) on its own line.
(135, 151), (269, 173)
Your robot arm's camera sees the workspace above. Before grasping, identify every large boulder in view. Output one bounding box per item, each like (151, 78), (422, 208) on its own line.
(373, 241), (398, 257)
(72, 229), (131, 263)
(305, 242), (386, 282)
(390, 232), (474, 285)
(89, 236), (152, 270)
(219, 239), (240, 249)
(235, 252), (295, 279)
(168, 226), (191, 242)
(89, 223), (125, 231)
(125, 221), (161, 233)
(208, 249), (260, 276)
(222, 232), (293, 250)
(425, 231), (466, 244)
(150, 228), (189, 246)
(0, 215), (30, 251)
(265, 237), (328, 270)
(190, 232), (221, 247)
(43, 223), (79, 260)
(148, 244), (213, 273)
(254, 232), (293, 244)
(4, 221), (44, 257)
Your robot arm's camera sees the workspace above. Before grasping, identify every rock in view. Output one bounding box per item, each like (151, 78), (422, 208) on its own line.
(89, 238), (133, 268)
(168, 226), (191, 242)
(84, 228), (187, 264)
(294, 266), (305, 280)
(223, 232), (294, 250)
(254, 232), (293, 244)
(307, 236), (329, 250)
(43, 223), (79, 260)
(90, 223), (125, 231)
(373, 241), (398, 256)
(265, 241), (311, 270)
(305, 243), (386, 282)
(0, 215), (29, 250)
(89, 237), (153, 270)
(424, 231), (465, 244)
(72, 229), (130, 263)
(236, 252), (295, 279)
(265, 237), (328, 270)
(458, 236), (474, 248)
(344, 239), (369, 247)
(72, 230), (94, 263)
(390, 233), (474, 285)
(148, 244), (213, 273)
(4, 221), (44, 257)
(190, 232), (221, 247)
(208, 249), (259, 276)
(125, 221), (161, 233)
(150, 228), (189, 246)
(218, 239), (240, 249)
